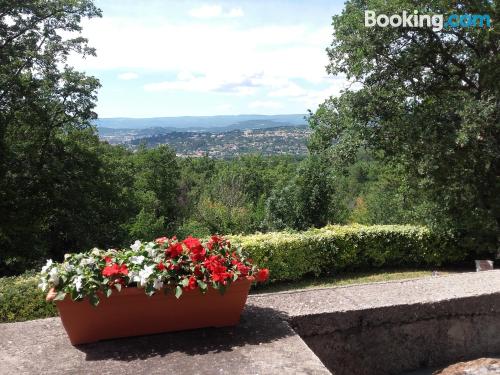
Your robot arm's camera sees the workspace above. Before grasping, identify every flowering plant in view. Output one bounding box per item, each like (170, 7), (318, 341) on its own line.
(39, 235), (269, 306)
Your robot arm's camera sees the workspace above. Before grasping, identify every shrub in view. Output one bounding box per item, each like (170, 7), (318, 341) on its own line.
(229, 224), (463, 282)
(0, 272), (57, 323)
(1, 224), (462, 322)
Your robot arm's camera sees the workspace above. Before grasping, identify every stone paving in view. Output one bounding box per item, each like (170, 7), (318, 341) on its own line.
(1, 271), (500, 374)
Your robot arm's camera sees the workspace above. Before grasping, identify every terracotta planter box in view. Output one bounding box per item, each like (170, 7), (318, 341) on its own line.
(54, 279), (252, 345)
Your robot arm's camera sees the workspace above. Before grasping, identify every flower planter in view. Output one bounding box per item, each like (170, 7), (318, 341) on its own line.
(54, 278), (252, 345)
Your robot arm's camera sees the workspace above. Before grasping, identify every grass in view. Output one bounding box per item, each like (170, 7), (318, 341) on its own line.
(250, 268), (462, 294)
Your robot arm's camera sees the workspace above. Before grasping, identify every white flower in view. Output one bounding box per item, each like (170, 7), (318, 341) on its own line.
(49, 267), (59, 286)
(91, 248), (101, 256)
(64, 264), (75, 272)
(41, 259), (53, 274)
(145, 242), (157, 257)
(138, 265), (155, 286)
(130, 255), (145, 265)
(153, 278), (164, 290)
(74, 276), (83, 292)
(128, 271), (140, 283)
(80, 257), (95, 267)
(131, 240), (142, 252)
(38, 279), (48, 291)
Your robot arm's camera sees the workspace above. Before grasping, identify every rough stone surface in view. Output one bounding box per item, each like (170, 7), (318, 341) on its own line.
(248, 271), (500, 318)
(0, 305), (329, 375)
(2, 271), (500, 374)
(435, 358), (500, 374)
(405, 357), (500, 374)
(250, 271), (500, 375)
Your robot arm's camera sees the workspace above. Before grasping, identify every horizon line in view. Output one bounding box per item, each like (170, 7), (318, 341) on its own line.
(95, 113), (308, 120)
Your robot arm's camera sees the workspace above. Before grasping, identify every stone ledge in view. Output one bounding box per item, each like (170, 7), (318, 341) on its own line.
(1, 271), (500, 374)
(0, 305), (329, 375)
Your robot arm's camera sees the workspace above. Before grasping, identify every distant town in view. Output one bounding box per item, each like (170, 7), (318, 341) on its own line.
(99, 126), (310, 158)
(97, 115), (311, 158)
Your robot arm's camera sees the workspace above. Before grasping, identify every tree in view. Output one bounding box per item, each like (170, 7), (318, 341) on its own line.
(0, 0), (101, 273)
(265, 155), (346, 230)
(128, 146), (181, 240)
(310, 0), (499, 253)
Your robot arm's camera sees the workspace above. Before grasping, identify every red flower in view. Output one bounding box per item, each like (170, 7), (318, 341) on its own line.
(184, 276), (198, 291)
(102, 263), (128, 277)
(211, 235), (223, 243)
(104, 256), (112, 264)
(119, 264), (129, 275)
(156, 261), (166, 271)
(190, 246), (206, 262)
(237, 263), (250, 276)
(211, 271), (230, 284)
(168, 263), (179, 271)
(203, 255), (224, 271)
(155, 237), (168, 245)
(207, 235), (223, 250)
(166, 242), (183, 258)
(102, 263), (119, 277)
(209, 262), (231, 285)
(256, 268), (269, 282)
(183, 236), (202, 250)
(183, 236), (206, 261)
(194, 264), (203, 277)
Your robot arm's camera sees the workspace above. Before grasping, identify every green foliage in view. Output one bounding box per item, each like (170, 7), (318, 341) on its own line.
(177, 155), (300, 235)
(0, 273), (57, 323)
(176, 220), (211, 239)
(308, 0), (500, 254)
(265, 155), (348, 230)
(2, 224), (462, 323)
(127, 145), (180, 240)
(2, 0), (496, 278)
(0, 0), (102, 274)
(230, 225), (463, 283)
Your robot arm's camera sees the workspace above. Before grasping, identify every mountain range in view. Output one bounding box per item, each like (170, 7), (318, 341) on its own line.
(95, 114), (307, 133)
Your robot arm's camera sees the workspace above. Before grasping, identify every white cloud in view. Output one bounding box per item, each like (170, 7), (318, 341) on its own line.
(66, 16), (340, 113)
(69, 18), (331, 83)
(289, 76), (363, 111)
(268, 82), (306, 97)
(189, 5), (243, 19)
(216, 103), (232, 111)
(144, 72), (261, 95)
(249, 100), (283, 109)
(225, 8), (244, 18)
(118, 72), (139, 80)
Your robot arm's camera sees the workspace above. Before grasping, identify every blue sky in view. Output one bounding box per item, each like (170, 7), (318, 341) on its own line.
(71, 0), (348, 118)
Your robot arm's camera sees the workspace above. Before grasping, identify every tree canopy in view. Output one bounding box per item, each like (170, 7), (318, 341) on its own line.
(309, 0), (499, 252)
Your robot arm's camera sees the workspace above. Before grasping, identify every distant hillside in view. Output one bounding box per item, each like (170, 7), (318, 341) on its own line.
(95, 114), (307, 130)
(128, 126), (310, 158)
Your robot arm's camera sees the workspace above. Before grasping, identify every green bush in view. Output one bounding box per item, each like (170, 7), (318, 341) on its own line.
(0, 273), (57, 323)
(0, 224), (462, 323)
(230, 224), (463, 282)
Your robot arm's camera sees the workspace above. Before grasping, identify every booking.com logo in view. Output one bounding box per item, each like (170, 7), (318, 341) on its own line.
(365, 10), (492, 31)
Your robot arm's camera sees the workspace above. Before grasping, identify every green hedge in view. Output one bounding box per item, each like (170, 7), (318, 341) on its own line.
(0, 224), (462, 322)
(229, 224), (463, 282)
(0, 273), (57, 323)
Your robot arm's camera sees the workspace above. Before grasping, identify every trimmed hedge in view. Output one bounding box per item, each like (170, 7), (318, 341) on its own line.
(229, 224), (463, 282)
(0, 273), (58, 323)
(1, 224), (462, 322)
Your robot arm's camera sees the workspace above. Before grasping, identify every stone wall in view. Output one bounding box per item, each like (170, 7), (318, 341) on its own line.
(290, 294), (500, 375)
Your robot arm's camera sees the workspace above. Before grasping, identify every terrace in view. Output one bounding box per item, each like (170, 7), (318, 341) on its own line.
(2, 271), (499, 374)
